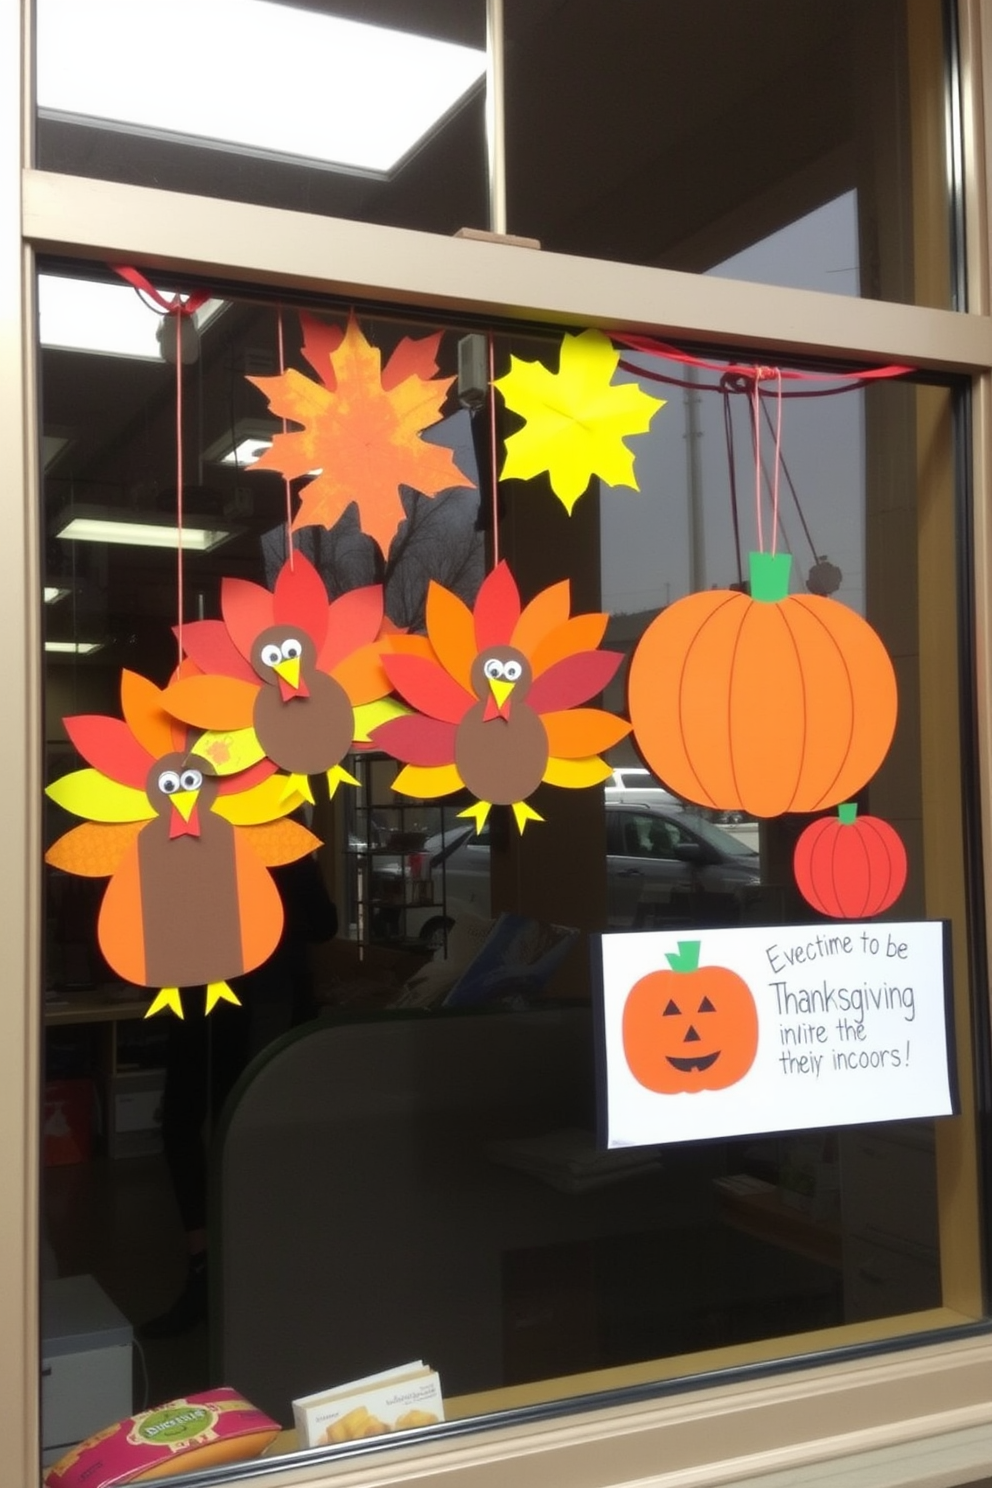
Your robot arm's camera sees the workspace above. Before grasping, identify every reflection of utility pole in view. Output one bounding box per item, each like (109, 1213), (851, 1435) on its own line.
(684, 365), (705, 592)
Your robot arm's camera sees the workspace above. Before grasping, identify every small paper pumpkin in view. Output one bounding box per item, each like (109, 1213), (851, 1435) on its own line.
(621, 940), (759, 1094)
(627, 551), (898, 818)
(793, 803), (907, 919)
(369, 560), (630, 832)
(161, 553), (404, 802)
(44, 670), (319, 1018)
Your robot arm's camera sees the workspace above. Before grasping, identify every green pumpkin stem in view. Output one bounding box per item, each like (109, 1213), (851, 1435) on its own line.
(748, 550), (792, 603)
(665, 940), (701, 973)
(837, 802), (858, 826)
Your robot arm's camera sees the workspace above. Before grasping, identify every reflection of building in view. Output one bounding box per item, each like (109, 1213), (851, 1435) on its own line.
(12, 4), (992, 1488)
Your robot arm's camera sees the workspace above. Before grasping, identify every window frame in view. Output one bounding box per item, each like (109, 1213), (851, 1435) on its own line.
(11, 3), (992, 1486)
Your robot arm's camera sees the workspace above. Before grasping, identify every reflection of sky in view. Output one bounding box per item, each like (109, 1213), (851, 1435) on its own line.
(600, 193), (866, 617)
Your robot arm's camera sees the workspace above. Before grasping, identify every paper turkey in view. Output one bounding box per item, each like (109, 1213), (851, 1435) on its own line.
(161, 552), (402, 800)
(45, 670), (320, 1017)
(370, 561), (630, 831)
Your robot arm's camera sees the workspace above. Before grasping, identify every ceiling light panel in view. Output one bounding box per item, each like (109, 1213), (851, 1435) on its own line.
(37, 0), (486, 175)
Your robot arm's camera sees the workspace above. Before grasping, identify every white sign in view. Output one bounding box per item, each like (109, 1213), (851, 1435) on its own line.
(595, 921), (955, 1147)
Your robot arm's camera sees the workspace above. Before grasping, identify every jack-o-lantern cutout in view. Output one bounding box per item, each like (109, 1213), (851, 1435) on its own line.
(793, 802), (907, 919)
(622, 940), (758, 1094)
(627, 551), (898, 819)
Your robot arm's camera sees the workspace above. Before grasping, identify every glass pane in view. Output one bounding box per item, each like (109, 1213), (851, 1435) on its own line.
(34, 2), (955, 307)
(40, 268), (978, 1482)
(503, 0), (953, 307)
(35, 0), (489, 237)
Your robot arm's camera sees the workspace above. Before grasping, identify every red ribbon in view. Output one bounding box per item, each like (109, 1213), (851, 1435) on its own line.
(112, 264), (212, 318)
(612, 332), (913, 388)
(112, 266), (213, 670)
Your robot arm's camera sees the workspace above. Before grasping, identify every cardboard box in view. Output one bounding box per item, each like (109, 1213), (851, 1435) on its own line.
(108, 1070), (164, 1159)
(293, 1362), (444, 1448)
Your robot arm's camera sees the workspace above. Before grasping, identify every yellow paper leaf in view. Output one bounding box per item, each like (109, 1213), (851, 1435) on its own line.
(495, 329), (665, 513)
(47, 768), (155, 823)
(249, 315), (473, 555)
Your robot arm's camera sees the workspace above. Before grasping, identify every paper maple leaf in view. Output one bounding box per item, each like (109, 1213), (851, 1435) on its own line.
(494, 328), (666, 514)
(248, 314), (473, 555)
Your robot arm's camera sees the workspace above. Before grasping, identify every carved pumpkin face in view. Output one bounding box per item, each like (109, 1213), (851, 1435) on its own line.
(627, 551), (898, 818)
(622, 944), (758, 1094)
(793, 802), (907, 919)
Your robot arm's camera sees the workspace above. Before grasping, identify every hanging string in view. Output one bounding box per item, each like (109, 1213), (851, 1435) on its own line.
(759, 394), (819, 564)
(275, 310), (297, 570)
(112, 267), (212, 668)
(175, 334), (185, 665)
(768, 367), (783, 554)
(488, 332), (500, 567)
(721, 382), (744, 587)
(751, 372), (765, 554)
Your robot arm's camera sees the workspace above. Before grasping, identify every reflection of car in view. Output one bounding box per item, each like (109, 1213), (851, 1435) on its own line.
(416, 802), (761, 943)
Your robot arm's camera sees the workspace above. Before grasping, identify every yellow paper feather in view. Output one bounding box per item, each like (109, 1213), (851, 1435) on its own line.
(46, 769), (155, 824)
(211, 775), (308, 825)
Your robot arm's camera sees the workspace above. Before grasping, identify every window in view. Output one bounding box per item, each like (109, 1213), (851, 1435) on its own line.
(12, 3), (992, 1487)
(37, 271), (984, 1479)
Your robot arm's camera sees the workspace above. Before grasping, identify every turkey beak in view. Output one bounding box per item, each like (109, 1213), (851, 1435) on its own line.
(169, 789), (201, 839)
(488, 677), (515, 718)
(272, 656), (301, 693)
(171, 789), (199, 822)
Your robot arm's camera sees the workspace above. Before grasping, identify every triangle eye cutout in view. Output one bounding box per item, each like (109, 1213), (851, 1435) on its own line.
(663, 999), (681, 1016)
(698, 996), (716, 1012)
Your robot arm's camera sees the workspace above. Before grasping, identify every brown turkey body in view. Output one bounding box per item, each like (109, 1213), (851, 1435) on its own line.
(455, 703), (549, 805)
(253, 672), (354, 775)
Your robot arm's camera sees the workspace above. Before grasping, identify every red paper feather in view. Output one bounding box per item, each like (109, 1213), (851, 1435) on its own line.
(222, 576), (276, 662)
(474, 561), (521, 652)
(381, 653), (475, 724)
(64, 715), (153, 791)
(526, 650), (624, 714)
(371, 714), (458, 767)
(174, 620), (257, 684)
(274, 553), (330, 647)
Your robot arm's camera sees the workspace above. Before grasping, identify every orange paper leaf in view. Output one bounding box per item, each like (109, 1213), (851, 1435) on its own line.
(249, 315), (473, 555)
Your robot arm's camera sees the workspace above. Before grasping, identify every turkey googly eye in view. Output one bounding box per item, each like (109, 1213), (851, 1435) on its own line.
(483, 658), (504, 681)
(502, 659), (523, 682)
(260, 643), (281, 668)
(179, 769), (202, 792)
(158, 770), (181, 795)
(280, 638), (302, 661)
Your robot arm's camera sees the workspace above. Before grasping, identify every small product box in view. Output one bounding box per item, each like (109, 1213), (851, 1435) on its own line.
(293, 1361), (444, 1448)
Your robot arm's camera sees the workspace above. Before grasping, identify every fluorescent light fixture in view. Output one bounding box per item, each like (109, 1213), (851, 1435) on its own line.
(39, 275), (225, 359)
(44, 587), (69, 604)
(37, 0), (486, 176)
(45, 640), (104, 655)
(222, 437), (277, 468)
(54, 507), (237, 552)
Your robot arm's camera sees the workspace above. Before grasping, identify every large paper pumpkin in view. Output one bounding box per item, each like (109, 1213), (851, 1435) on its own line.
(370, 561), (630, 833)
(793, 803), (907, 919)
(44, 672), (320, 1018)
(628, 551), (897, 818)
(622, 940), (758, 1094)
